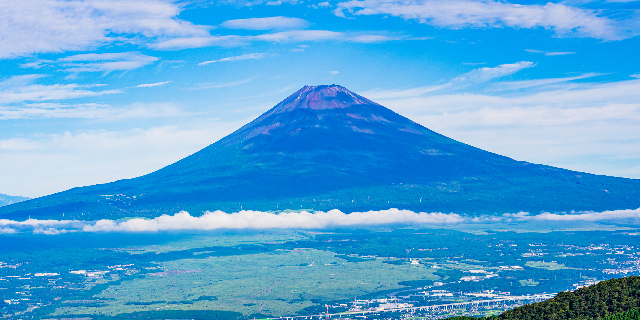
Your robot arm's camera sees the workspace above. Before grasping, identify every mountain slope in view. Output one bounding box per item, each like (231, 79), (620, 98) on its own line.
(2, 85), (640, 220)
(0, 193), (30, 207)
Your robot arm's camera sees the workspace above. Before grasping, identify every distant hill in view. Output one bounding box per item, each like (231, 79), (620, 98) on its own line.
(448, 276), (640, 320)
(2, 85), (640, 220)
(0, 193), (30, 207)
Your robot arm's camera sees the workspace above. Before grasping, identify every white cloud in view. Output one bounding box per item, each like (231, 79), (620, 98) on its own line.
(530, 208), (640, 222)
(525, 49), (576, 56)
(631, 74), (640, 79)
(254, 30), (344, 42)
(361, 61), (534, 99)
(135, 81), (172, 88)
(0, 75), (120, 103)
(451, 61), (535, 84)
(0, 227), (17, 234)
(0, 119), (247, 197)
(492, 73), (602, 91)
(334, 0), (622, 40)
(84, 209), (463, 232)
(57, 52), (159, 72)
(199, 53), (266, 66)
(363, 78), (640, 179)
(150, 35), (245, 50)
(221, 17), (309, 30)
(3, 207), (640, 234)
(0, 0), (211, 58)
(351, 34), (399, 42)
(194, 75), (260, 89)
(0, 102), (182, 120)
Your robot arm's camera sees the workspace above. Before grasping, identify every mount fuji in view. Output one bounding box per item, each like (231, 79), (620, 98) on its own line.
(2, 85), (640, 220)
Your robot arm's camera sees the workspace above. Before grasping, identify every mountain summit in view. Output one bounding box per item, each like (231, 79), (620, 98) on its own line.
(3, 85), (640, 220)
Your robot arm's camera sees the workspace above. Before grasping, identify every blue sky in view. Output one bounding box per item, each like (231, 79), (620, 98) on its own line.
(1, 0), (639, 198)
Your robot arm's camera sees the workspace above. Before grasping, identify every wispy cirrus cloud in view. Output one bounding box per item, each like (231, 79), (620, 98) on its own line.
(254, 30), (344, 42)
(492, 73), (603, 91)
(135, 81), (172, 88)
(193, 75), (260, 89)
(221, 16), (309, 30)
(0, 75), (120, 103)
(334, 0), (622, 40)
(0, 102), (182, 120)
(20, 52), (160, 73)
(58, 52), (159, 73)
(199, 53), (267, 66)
(362, 61), (534, 99)
(525, 49), (576, 56)
(0, 0), (211, 58)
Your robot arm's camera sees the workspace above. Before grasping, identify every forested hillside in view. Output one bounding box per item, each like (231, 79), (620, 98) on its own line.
(446, 276), (640, 320)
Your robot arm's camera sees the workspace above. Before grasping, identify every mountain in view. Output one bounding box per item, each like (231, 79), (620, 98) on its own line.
(0, 193), (30, 207)
(447, 276), (640, 320)
(2, 85), (640, 220)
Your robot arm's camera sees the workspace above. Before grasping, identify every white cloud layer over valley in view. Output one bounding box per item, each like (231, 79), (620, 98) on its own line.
(2, 208), (640, 235)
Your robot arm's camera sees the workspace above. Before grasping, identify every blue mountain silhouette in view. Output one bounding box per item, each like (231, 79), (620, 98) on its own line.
(3, 85), (639, 220)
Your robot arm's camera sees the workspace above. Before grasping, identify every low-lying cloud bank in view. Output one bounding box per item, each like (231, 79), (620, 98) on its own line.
(1, 207), (639, 234)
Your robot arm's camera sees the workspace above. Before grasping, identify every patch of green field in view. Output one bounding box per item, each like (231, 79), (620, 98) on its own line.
(51, 249), (440, 318)
(520, 279), (540, 287)
(118, 231), (308, 254)
(525, 261), (570, 270)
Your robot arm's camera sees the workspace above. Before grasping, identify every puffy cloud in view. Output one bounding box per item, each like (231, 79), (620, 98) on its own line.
(3, 208), (640, 234)
(199, 53), (266, 66)
(334, 0), (621, 40)
(85, 209), (464, 231)
(0, 75), (120, 104)
(0, 0), (211, 58)
(221, 17), (309, 30)
(0, 227), (17, 234)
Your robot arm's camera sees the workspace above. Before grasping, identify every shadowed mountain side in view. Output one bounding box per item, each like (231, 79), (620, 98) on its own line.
(2, 85), (640, 220)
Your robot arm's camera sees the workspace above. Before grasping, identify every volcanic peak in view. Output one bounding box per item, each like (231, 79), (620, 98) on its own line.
(267, 84), (379, 115)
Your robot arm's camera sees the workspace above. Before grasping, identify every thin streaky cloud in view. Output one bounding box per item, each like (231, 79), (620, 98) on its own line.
(334, 0), (622, 40)
(195, 75), (260, 89)
(199, 53), (266, 66)
(451, 61), (535, 84)
(526, 49), (576, 56)
(221, 16), (309, 30)
(254, 30), (344, 42)
(0, 75), (121, 103)
(362, 61), (535, 99)
(492, 73), (603, 91)
(135, 81), (172, 88)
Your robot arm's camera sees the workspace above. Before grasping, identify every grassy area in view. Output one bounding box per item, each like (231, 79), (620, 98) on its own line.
(525, 261), (570, 270)
(51, 249), (440, 318)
